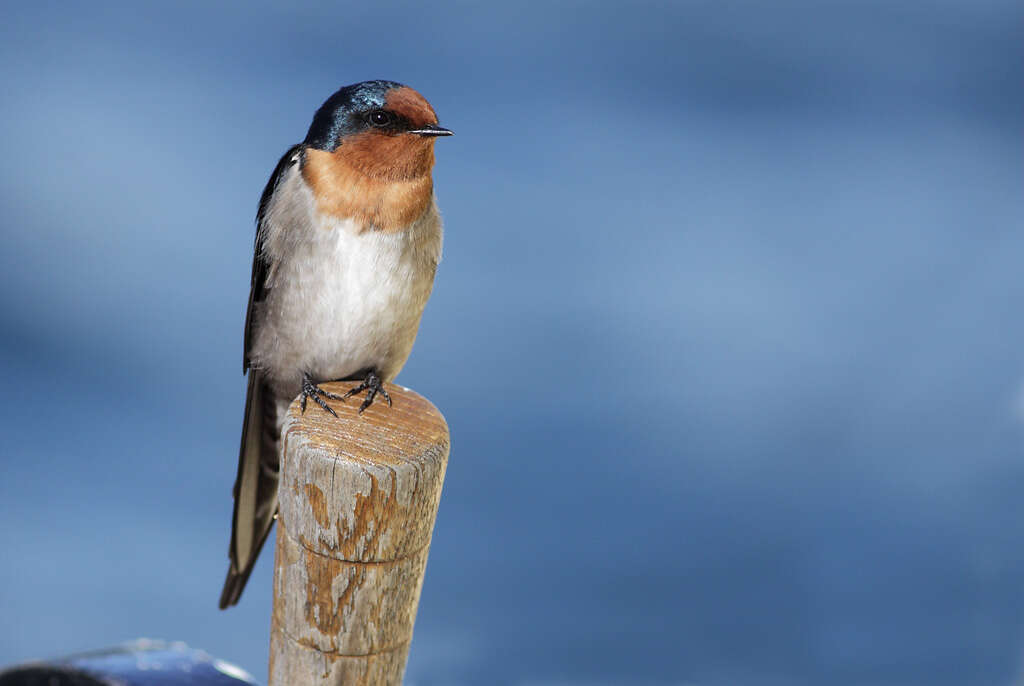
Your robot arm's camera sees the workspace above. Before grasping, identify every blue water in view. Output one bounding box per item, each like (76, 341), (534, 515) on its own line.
(1, 2), (1022, 684)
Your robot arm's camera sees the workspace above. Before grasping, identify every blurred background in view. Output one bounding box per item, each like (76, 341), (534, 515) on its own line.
(1, 1), (1022, 684)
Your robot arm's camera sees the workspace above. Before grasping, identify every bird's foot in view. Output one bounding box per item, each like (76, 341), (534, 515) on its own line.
(300, 375), (343, 417)
(342, 370), (392, 414)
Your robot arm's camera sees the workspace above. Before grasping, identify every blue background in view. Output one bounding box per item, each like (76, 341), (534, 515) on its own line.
(2, 2), (1023, 684)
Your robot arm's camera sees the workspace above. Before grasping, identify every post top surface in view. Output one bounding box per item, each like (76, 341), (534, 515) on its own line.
(282, 381), (448, 467)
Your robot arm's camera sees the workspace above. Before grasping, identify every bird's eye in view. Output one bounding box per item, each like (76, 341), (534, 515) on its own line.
(368, 110), (392, 127)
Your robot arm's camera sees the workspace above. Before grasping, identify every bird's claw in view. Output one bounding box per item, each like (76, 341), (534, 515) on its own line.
(300, 375), (342, 417)
(342, 371), (392, 414)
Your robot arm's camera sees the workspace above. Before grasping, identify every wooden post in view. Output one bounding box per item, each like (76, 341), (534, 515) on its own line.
(268, 381), (449, 686)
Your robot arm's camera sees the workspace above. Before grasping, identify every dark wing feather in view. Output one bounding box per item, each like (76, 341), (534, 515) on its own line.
(221, 144), (304, 608)
(243, 143), (306, 372)
(219, 370), (279, 609)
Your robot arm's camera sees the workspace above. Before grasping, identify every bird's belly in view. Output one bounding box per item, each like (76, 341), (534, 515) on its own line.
(301, 265), (425, 379)
(252, 216), (437, 398)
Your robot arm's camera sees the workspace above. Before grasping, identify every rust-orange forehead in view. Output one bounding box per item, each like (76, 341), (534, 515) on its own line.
(384, 86), (438, 128)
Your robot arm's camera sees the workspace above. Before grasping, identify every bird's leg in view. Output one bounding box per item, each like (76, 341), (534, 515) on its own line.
(341, 370), (392, 414)
(300, 374), (344, 417)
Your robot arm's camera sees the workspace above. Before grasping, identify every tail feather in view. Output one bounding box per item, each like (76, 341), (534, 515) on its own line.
(220, 372), (281, 609)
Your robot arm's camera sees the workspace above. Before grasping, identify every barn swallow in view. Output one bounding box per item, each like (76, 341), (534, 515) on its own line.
(219, 80), (452, 609)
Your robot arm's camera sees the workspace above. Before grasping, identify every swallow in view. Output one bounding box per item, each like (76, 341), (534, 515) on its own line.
(219, 80), (452, 609)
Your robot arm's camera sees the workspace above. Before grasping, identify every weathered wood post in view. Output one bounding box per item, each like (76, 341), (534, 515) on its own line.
(269, 381), (449, 685)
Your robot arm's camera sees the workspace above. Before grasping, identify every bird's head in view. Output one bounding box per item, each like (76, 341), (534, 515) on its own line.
(304, 80), (452, 182)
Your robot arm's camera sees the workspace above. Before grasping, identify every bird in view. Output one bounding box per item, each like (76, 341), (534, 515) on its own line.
(219, 80), (452, 609)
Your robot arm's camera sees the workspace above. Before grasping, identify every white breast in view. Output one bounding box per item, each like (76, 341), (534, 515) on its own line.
(248, 160), (442, 398)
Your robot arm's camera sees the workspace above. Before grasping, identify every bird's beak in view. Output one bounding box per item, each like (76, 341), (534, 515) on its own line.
(409, 124), (454, 137)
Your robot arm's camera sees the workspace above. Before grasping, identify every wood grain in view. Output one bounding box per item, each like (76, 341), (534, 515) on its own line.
(269, 382), (449, 685)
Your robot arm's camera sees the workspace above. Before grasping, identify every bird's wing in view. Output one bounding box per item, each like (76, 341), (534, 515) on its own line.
(222, 144), (304, 609)
(243, 143), (306, 372)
